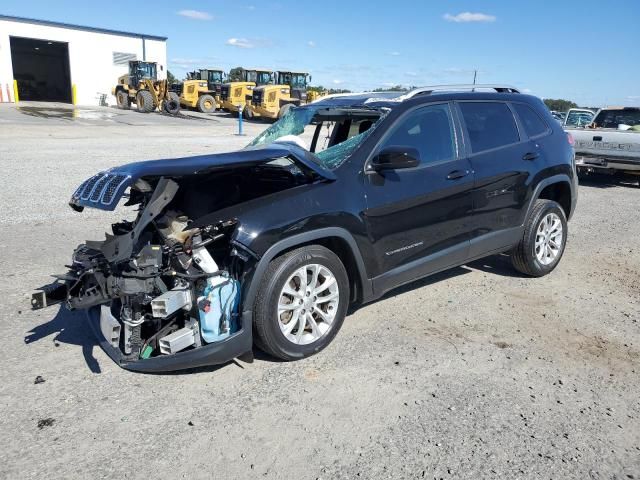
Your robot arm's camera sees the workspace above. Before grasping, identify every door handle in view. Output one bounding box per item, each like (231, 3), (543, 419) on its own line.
(446, 169), (469, 180)
(522, 152), (540, 161)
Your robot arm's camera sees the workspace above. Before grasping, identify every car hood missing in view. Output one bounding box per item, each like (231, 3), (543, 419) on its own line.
(69, 143), (336, 211)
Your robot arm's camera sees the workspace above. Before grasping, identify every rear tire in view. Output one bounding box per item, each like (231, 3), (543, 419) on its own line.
(511, 199), (568, 277)
(253, 245), (349, 361)
(115, 90), (129, 109)
(136, 90), (154, 113)
(197, 94), (216, 113)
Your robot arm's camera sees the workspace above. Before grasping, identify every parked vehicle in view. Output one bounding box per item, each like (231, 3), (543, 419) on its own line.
(550, 110), (566, 122)
(31, 85), (577, 372)
(247, 70), (314, 120)
(564, 107), (640, 179)
(180, 68), (226, 113)
(563, 108), (595, 128)
(220, 68), (273, 114)
(113, 61), (180, 115)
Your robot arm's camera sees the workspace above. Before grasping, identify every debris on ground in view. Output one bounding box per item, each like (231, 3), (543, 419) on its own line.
(37, 418), (55, 429)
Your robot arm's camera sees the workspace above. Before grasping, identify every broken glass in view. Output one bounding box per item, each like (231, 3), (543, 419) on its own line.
(247, 106), (386, 170)
(248, 107), (318, 148)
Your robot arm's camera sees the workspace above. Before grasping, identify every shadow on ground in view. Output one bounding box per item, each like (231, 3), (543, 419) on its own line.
(22, 255), (524, 373)
(24, 306), (102, 373)
(578, 173), (639, 189)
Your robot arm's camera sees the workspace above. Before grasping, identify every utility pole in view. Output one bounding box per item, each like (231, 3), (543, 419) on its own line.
(473, 69), (477, 85)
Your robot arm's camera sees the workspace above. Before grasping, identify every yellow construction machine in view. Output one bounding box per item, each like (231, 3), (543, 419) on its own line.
(179, 68), (226, 113)
(219, 68), (273, 114)
(247, 70), (318, 120)
(113, 61), (180, 114)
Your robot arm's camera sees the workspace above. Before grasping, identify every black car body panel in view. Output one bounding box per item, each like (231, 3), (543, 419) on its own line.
(33, 88), (577, 372)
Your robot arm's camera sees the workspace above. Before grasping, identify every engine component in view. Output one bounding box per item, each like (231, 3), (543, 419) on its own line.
(159, 320), (198, 354)
(151, 286), (193, 318)
(197, 276), (240, 343)
(191, 243), (219, 274)
(100, 305), (121, 348)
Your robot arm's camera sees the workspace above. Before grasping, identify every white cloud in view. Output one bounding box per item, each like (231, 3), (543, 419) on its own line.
(522, 88), (532, 94)
(388, 51), (401, 56)
(404, 71), (418, 77)
(307, 40), (316, 48)
(177, 9), (213, 20)
(627, 95), (640, 100)
(246, 5), (256, 10)
(225, 37), (273, 48)
(443, 12), (496, 23)
(333, 79), (344, 85)
(226, 38), (255, 48)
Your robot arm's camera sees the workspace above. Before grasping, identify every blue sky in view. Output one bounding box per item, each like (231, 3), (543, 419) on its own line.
(3, 1), (639, 106)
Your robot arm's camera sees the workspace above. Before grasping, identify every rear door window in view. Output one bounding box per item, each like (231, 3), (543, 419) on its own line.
(459, 102), (520, 153)
(512, 103), (549, 138)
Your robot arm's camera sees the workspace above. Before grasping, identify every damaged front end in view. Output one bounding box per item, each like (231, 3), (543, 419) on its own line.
(32, 147), (328, 372)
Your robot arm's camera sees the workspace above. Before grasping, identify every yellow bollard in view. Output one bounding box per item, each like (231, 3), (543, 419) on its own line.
(72, 84), (77, 105)
(13, 79), (19, 103)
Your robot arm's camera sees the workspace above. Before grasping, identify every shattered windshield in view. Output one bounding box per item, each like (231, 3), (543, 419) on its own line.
(247, 106), (384, 169)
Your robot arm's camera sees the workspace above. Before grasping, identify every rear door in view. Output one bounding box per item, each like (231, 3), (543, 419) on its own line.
(363, 102), (474, 291)
(457, 101), (537, 257)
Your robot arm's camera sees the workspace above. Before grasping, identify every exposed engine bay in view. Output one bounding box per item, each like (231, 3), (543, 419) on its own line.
(31, 156), (315, 363)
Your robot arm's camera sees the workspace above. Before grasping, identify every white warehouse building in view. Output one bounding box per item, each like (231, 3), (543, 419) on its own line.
(0, 15), (167, 106)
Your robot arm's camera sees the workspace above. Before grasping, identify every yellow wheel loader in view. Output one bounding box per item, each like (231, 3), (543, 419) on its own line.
(219, 68), (273, 115)
(113, 61), (180, 115)
(247, 71), (315, 120)
(179, 69), (226, 113)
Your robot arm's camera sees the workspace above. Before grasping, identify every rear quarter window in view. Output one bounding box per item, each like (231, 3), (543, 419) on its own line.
(512, 103), (549, 138)
(459, 102), (520, 153)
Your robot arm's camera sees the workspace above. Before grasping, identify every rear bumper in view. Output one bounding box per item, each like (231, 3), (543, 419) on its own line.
(87, 307), (253, 373)
(576, 154), (640, 173)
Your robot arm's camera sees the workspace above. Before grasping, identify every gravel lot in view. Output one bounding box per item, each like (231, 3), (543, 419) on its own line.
(0, 103), (638, 480)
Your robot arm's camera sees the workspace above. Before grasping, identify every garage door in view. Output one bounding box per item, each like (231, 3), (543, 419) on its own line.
(10, 36), (72, 103)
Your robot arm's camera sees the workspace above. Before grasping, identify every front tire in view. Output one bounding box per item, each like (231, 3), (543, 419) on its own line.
(136, 90), (154, 113)
(511, 199), (568, 277)
(115, 90), (129, 109)
(253, 245), (350, 360)
(197, 94), (216, 113)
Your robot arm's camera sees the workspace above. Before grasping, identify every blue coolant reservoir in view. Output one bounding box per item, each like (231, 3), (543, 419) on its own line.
(197, 276), (240, 343)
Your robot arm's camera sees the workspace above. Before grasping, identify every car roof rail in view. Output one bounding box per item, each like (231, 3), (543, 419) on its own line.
(403, 84), (521, 99)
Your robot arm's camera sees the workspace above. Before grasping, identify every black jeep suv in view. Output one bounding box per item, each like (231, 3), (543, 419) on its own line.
(32, 85), (577, 372)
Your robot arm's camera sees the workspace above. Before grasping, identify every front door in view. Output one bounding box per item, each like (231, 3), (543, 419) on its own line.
(363, 103), (474, 293)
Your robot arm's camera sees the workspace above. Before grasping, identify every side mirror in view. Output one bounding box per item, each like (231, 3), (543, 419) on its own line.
(371, 146), (420, 171)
